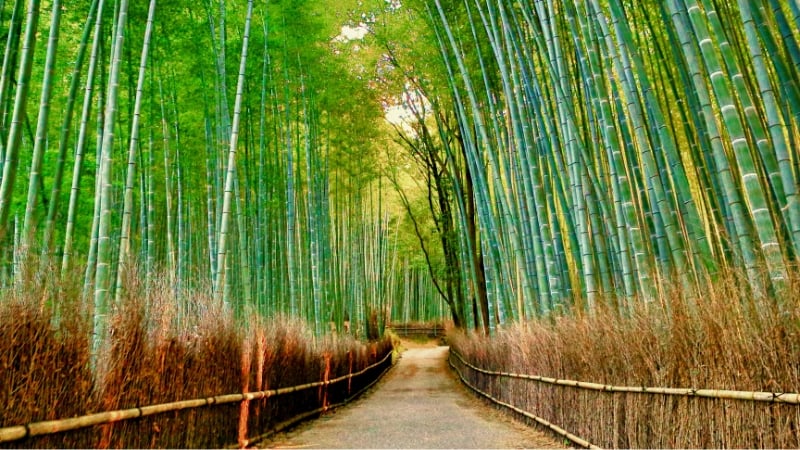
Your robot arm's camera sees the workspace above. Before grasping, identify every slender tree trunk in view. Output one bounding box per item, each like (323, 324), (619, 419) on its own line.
(158, 77), (176, 291)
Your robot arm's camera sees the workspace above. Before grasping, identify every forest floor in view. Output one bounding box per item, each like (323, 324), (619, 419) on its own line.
(256, 339), (566, 449)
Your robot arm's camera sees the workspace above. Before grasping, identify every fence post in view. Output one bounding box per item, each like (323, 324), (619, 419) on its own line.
(238, 341), (252, 448)
(322, 353), (331, 411)
(347, 350), (353, 395)
(99, 423), (112, 449)
(98, 391), (115, 449)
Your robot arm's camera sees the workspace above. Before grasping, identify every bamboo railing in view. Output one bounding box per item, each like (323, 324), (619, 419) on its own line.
(448, 351), (598, 449)
(243, 351), (395, 447)
(387, 323), (445, 338)
(449, 350), (800, 403)
(0, 349), (394, 445)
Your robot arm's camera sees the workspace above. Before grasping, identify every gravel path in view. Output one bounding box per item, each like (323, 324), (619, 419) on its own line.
(259, 344), (565, 449)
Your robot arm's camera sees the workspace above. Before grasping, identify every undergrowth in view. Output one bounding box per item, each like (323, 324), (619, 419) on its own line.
(0, 265), (392, 448)
(450, 267), (800, 448)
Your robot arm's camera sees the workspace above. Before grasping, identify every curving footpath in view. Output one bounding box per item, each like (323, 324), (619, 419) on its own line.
(259, 344), (565, 449)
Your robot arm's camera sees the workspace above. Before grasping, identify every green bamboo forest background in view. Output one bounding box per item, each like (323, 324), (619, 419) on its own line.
(0, 0), (449, 346)
(0, 0), (798, 336)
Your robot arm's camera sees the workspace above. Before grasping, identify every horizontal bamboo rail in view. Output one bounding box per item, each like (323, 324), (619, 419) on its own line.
(450, 350), (800, 404)
(0, 349), (394, 444)
(448, 352), (598, 449)
(387, 323), (445, 337)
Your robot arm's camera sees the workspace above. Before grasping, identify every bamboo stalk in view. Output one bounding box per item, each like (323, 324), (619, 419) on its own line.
(0, 0), (41, 241)
(62, 0), (104, 275)
(41, 0), (99, 268)
(115, 0), (156, 303)
(93, 0), (129, 356)
(21, 0), (61, 247)
(213, 0), (253, 307)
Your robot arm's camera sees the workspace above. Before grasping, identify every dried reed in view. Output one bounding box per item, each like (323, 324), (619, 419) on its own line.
(0, 265), (393, 448)
(450, 267), (800, 448)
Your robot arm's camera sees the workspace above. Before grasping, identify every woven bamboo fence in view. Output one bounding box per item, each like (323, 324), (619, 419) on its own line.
(449, 349), (800, 448)
(0, 348), (394, 446)
(451, 350), (800, 403)
(387, 323), (446, 339)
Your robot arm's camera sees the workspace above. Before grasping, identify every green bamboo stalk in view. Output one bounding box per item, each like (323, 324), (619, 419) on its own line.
(145, 114), (155, 288)
(0, 0), (41, 241)
(738, 0), (800, 258)
(233, 165), (253, 311)
(432, 0), (518, 321)
(158, 77), (177, 290)
(93, 0), (129, 354)
(488, 1), (552, 314)
(590, 0), (693, 288)
(663, 1), (758, 282)
(21, 0), (61, 248)
(679, 0), (787, 289)
(213, 0), (253, 307)
(169, 73), (186, 298)
(41, 0), (99, 268)
(116, 0), (156, 303)
(0, 0), (23, 158)
(572, 1), (643, 301)
(81, 31), (106, 301)
(699, 0), (788, 256)
(63, 0), (105, 275)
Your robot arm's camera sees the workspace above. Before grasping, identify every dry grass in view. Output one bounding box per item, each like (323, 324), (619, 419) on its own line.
(0, 265), (393, 448)
(450, 267), (800, 448)
(0, 266), (95, 448)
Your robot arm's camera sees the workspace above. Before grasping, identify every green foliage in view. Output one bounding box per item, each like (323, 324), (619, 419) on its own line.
(0, 0), (448, 337)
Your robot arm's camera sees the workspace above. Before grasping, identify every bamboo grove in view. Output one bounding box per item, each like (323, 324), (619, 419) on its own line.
(3, 0), (798, 339)
(0, 0), (452, 344)
(383, 0), (800, 329)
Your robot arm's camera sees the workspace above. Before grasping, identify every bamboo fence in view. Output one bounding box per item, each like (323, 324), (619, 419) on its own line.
(242, 351), (395, 447)
(448, 352), (598, 449)
(386, 323), (445, 338)
(450, 350), (800, 403)
(0, 348), (394, 445)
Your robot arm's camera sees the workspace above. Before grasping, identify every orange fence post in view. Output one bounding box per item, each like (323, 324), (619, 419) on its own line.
(322, 353), (331, 411)
(347, 350), (353, 395)
(238, 342), (252, 448)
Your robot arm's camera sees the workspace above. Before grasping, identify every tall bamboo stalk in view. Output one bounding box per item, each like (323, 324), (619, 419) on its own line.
(0, 0), (40, 242)
(21, 0), (61, 249)
(213, 0), (253, 307)
(93, 0), (129, 353)
(115, 0), (156, 303)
